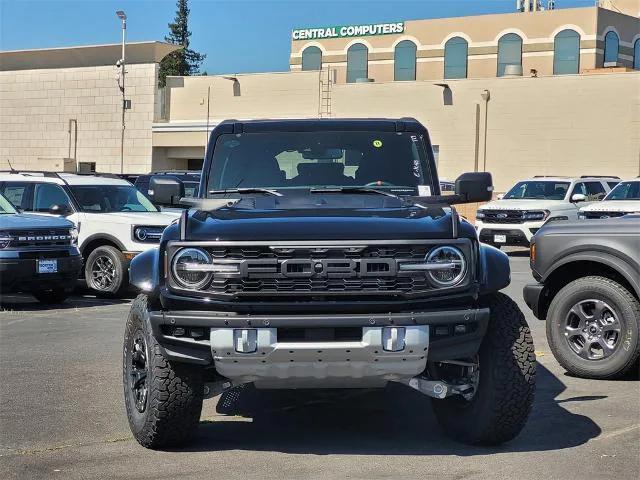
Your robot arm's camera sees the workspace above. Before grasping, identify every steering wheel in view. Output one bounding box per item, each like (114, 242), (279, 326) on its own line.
(365, 181), (394, 187)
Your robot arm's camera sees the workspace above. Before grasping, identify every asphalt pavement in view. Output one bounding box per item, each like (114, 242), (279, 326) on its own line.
(1, 252), (639, 480)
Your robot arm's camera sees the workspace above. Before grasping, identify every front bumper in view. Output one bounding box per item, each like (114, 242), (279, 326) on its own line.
(0, 253), (82, 292)
(149, 307), (490, 387)
(476, 221), (543, 246)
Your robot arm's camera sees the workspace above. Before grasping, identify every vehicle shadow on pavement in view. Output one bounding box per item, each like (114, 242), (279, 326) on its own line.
(0, 293), (132, 312)
(180, 362), (602, 455)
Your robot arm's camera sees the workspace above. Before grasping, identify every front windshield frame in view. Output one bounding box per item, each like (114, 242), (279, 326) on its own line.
(205, 130), (437, 198)
(503, 181), (571, 200)
(70, 185), (158, 213)
(604, 181), (640, 201)
(0, 193), (18, 214)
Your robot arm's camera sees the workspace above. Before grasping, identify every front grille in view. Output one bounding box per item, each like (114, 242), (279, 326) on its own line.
(583, 211), (627, 219)
(480, 210), (525, 224)
(7, 228), (72, 248)
(479, 229), (529, 246)
(169, 241), (473, 300)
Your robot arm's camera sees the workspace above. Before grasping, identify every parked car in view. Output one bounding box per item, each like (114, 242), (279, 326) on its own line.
(524, 215), (640, 379)
(0, 192), (81, 303)
(123, 118), (535, 449)
(0, 172), (179, 296)
(579, 178), (640, 219)
(134, 171), (201, 204)
(475, 176), (619, 247)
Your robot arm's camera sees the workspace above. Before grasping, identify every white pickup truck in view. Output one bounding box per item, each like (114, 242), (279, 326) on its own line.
(0, 172), (179, 295)
(475, 176), (619, 247)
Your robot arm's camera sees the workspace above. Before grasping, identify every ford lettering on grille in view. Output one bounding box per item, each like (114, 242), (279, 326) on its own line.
(238, 258), (397, 278)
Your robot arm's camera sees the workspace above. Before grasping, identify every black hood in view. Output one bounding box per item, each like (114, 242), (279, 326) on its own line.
(182, 195), (471, 241)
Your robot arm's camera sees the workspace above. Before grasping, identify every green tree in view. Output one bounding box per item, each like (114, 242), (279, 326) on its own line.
(158, 0), (206, 87)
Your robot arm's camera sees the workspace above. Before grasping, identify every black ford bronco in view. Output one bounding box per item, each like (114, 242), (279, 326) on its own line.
(124, 118), (535, 449)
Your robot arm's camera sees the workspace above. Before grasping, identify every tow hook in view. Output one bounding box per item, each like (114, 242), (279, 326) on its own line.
(403, 376), (474, 400)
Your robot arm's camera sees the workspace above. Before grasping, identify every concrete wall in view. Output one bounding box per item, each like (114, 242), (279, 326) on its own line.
(0, 63), (158, 173)
(330, 72), (640, 191)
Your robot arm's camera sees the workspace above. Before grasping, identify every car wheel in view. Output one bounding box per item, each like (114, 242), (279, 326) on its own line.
(124, 295), (203, 449)
(546, 276), (640, 379)
(32, 288), (69, 304)
(431, 293), (536, 445)
(85, 245), (128, 296)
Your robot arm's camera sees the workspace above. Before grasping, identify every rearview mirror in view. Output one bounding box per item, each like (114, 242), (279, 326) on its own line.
(454, 172), (494, 203)
(571, 193), (586, 203)
(49, 204), (70, 216)
(148, 176), (185, 206)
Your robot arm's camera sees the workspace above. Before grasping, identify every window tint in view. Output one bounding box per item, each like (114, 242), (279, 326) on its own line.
(444, 37), (468, 79)
(347, 43), (368, 83)
(0, 193), (17, 214)
(394, 40), (416, 81)
(503, 181), (569, 200)
(301, 46), (322, 71)
(70, 185), (157, 213)
(607, 181), (620, 190)
(33, 183), (72, 212)
(605, 181), (640, 200)
(634, 39), (640, 71)
(604, 31), (619, 64)
(209, 131), (433, 196)
(1, 183), (31, 210)
(554, 29), (580, 75)
(584, 182), (606, 200)
(497, 33), (523, 76)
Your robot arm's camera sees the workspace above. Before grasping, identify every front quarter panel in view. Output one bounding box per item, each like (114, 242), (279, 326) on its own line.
(129, 248), (160, 294)
(478, 244), (511, 294)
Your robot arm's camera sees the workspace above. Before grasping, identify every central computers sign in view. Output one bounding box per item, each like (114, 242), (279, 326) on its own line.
(292, 22), (404, 40)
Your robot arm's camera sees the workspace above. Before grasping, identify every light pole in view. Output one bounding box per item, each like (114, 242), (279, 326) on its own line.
(116, 10), (127, 173)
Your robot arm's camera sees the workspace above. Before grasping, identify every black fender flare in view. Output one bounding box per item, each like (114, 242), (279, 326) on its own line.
(542, 250), (640, 300)
(129, 248), (161, 294)
(478, 243), (511, 294)
(79, 233), (127, 256)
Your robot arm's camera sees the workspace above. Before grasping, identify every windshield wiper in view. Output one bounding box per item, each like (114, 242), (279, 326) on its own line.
(309, 187), (401, 199)
(208, 188), (282, 197)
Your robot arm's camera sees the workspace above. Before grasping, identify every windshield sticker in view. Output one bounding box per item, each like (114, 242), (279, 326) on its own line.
(372, 139), (383, 148)
(418, 185), (431, 196)
(413, 159), (421, 178)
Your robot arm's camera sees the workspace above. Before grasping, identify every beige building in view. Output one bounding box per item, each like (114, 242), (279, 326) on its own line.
(1, 5), (639, 191)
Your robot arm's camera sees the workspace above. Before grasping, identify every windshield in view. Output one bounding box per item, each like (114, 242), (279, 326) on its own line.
(207, 131), (434, 196)
(0, 193), (17, 214)
(70, 185), (158, 213)
(503, 181), (570, 200)
(604, 181), (640, 201)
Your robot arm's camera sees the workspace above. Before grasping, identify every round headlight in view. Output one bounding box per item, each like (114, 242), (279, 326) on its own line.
(171, 248), (212, 289)
(425, 246), (466, 287)
(134, 227), (147, 241)
(0, 234), (12, 249)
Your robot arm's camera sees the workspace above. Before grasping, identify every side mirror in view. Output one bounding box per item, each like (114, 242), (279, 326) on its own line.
(49, 204), (70, 216)
(148, 176), (185, 206)
(571, 193), (586, 203)
(453, 172), (494, 203)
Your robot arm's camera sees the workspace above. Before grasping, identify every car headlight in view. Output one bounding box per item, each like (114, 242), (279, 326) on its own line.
(0, 233), (12, 249)
(523, 210), (549, 221)
(70, 227), (79, 246)
(578, 214), (586, 220)
(476, 211), (486, 219)
(171, 248), (213, 289)
(133, 226), (165, 243)
(425, 246), (466, 287)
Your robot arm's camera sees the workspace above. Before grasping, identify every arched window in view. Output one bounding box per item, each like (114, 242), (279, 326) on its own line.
(604, 31), (619, 65)
(634, 38), (640, 70)
(394, 40), (417, 81)
(497, 33), (523, 76)
(347, 43), (368, 83)
(444, 37), (468, 79)
(553, 29), (580, 75)
(301, 46), (322, 71)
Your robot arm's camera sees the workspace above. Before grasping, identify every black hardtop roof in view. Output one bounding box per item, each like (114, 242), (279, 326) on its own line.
(215, 117), (425, 134)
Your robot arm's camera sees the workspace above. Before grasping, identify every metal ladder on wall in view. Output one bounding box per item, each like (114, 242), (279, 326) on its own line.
(318, 67), (333, 118)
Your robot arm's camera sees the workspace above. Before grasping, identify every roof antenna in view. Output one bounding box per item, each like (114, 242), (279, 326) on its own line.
(6, 158), (16, 172)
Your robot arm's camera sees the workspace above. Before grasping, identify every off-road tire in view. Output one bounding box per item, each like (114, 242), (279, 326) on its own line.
(546, 276), (640, 380)
(431, 292), (536, 445)
(32, 289), (69, 304)
(123, 294), (203, 449)
(85, 245), (128, 296)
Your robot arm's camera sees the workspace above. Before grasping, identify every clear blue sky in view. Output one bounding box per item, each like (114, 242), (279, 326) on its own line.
(0, 0), (596, 74)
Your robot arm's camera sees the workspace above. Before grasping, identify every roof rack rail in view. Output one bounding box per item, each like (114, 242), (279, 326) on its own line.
(579, 175), (620, 179)
(73, 171), (121, 179)
(0, 170), (63, 179)
(533, 175), (569, 178)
